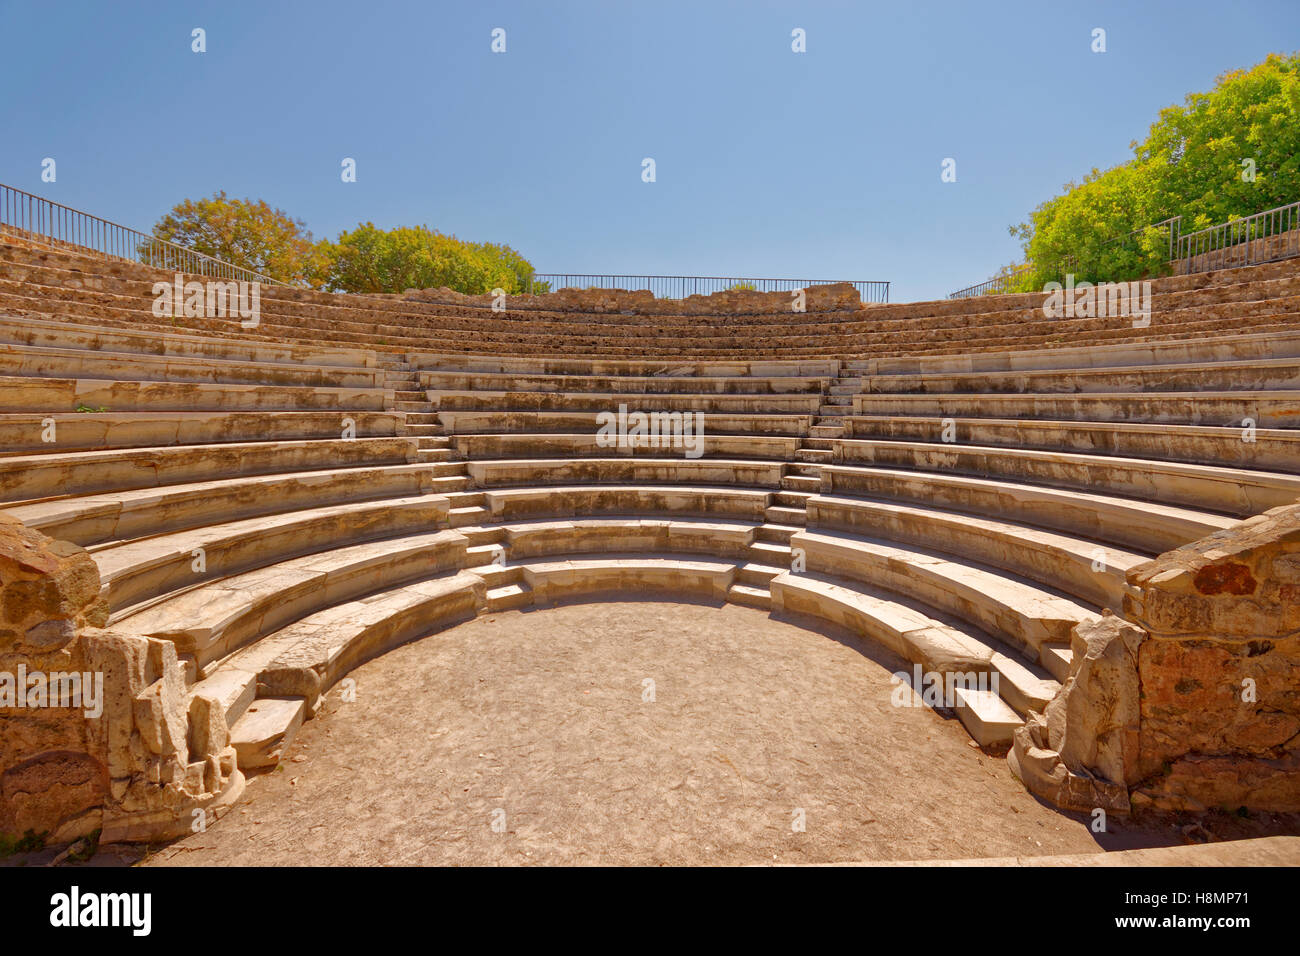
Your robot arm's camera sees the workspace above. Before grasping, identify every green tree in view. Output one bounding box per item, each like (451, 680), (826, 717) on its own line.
(318, 223), (539, 295)
(150, 192), (322, 284)
(1011, 52), (1300, 286)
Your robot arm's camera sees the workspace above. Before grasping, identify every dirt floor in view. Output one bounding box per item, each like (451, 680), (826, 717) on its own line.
(74, 599), (1296, 867)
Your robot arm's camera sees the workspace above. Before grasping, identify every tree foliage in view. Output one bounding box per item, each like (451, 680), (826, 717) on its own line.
(1009, 52), (1300, 291)
(316, 224), (537, 295)
(151, 196), (540, 295)
(151, 192), (322, 284)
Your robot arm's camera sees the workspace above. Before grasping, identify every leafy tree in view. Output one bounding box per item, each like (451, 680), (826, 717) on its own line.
(1011, 52), (1300, 287)
(318, 223), (539, 294)
(150, 192), (322, 284)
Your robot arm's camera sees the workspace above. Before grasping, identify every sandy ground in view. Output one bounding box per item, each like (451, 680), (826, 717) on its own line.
(71, 599), (1288, 867)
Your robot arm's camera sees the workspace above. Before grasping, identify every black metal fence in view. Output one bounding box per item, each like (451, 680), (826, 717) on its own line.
(1174, 200), (1300, 273)
(947, 266), (1034, 299)
(0, 183), (286, 286)
(527, 274), (889, 303)
(951, 203), (1299, 299)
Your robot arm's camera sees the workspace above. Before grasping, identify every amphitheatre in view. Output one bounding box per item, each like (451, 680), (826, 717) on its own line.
(0, 189), (1298, 867)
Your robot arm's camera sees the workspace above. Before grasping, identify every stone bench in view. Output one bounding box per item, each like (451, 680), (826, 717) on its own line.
(521, 555), (738, 603)
(489, 516), (759, 561)
(768, 571), (1045, 744)
(479, 485), (773, 522)
(0, 313), (379, 369)
(410, 352), (841, 377)
(3, 462), (437, 545)
(0, 436), (418, 503)
(854, 329), (1300, 376)
(436, 409), (813, 436)
(451, 432), (802, 461)
(863, 357), (1300, 395)
(465, 457), (786, 490)
(818, 465), (1237, 554)
(419, 369), (830, 395)
(116, 529), (470, 669)
(0, 410), (401, 454)
(790, 529), (1099, 656)
(841, 415), (1300, 472)
(805, 494), (1146, 609)
(429, 388), (824, 415)
(0, 342), (384, 389)
(97, 494), (451, 613)
(0, 374), (392, 413)
(850, 390), (1300, 427)
(832, 439), (1300, 517)
(191, 570), (484, 764)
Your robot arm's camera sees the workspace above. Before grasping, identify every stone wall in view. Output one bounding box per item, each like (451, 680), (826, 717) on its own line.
(404, 281), (867, 315)
(1124, 502), (1300, 811)
(0, 516), (242, 845)
(1011, 501), (1300, 813)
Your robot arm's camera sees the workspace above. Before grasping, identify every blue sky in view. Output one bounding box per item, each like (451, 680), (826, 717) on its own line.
(1, 0), (1296, 301)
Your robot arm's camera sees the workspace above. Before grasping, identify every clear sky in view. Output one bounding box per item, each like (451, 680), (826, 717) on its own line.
(2, 0), (1296, 301)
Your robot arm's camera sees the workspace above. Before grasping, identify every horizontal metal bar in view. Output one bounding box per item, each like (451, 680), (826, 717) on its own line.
(0, 182), (288, 287)
(528, 274), (889, 303)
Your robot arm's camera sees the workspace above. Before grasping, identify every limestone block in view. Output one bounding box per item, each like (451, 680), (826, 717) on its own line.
(1045, 613), (1146, 787)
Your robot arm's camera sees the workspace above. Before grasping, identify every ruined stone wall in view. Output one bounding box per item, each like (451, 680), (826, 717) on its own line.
(1124, 502), (1300, 811)
(1012, 501), (1300, 813)
(0, 516), (242, 845)
(404, 281), (867, 315)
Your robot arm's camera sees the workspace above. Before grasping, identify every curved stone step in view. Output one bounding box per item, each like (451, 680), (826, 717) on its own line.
(0, 341), (383, 388)
(491, 516), (758, 560)
(769, 570), (1054, 743)
(805, 494), (1148, 608)
(865, 356), (1300, 395)
(0, 373), (391, 413)
(451, 432), (802, 461)
(520, 554), (738, 603)
(466, 457), (785, 489)
(480, 484), (773, 522)
(790, 529), (1099, 655)
(0, 437), (417, 503)
(0, 313), (379, 369)
(0, 410), (401, 455)
(832, 439), (1300, 516)
(2, 462), (437, 545)
(850, 390), (1300, 427)
(113, 529), (470, 667)
(436, 409), (812, 436)
(412, 353), (840, 377)
(860, 328), (1300, 375)
(420, 369), (830, 394)
(842, 415), (1300, 472)
(97, 494), (451, 612)
(429, 388), (823, 415)
(819, 464), (1236, 553)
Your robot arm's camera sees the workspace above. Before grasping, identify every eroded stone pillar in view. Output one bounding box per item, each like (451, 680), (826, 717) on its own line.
(0, 516), (243, 846)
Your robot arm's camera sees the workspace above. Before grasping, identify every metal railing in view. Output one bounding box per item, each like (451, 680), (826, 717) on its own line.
(949, 217), (1181, 299)
(527, 274), (889, 303)
(948, 266), (1034, 299)
(1173, 200), (1300, 274)
(951, 203), (1299, 299)
(0, 183), (287, 286)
